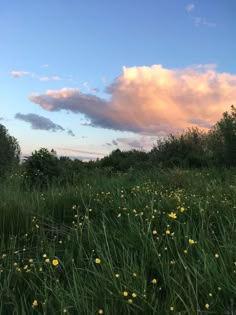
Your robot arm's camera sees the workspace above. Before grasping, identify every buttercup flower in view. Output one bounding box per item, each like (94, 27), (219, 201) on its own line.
(52, 259), (59, 266)
(168, 212), (177, 219)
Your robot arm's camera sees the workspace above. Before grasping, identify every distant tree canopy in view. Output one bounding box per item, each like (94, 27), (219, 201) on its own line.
(0, 124), (21, 176)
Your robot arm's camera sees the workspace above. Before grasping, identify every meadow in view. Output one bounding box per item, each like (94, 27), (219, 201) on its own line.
(0, 168), (236, 315)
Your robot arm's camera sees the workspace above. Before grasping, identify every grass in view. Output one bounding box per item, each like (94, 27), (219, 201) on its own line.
(0, 168), (236, 314)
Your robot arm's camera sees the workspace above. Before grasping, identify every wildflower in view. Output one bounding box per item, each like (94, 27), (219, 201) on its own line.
(45, 258), (50, 263)
(205, 303), (210, 309)
(52, 259), (59, 266)
(215, 254), (219, 258)
(133, 272), (137, 277)
(128, 299), (133, 303)
(98, 310), (104, 314)
(123, 291), (128, 296)
(29, 259), (33, 263)
(188, 239), (196, 245)
(168, 212), (177, 219)
(132, 293), (137, 298)
(166, 229), (171, 235)
(184, 249), (188, 254)
(43, 254), (47, 258)
(152, 230), (157, 235)
(170, 306), (174, 311)
(180, 207), (185, 212)
(151, 278), (157, 284)
(95, 258), (101, 264)
(115, 273), (120, 278)
(32, 300), (38, 307)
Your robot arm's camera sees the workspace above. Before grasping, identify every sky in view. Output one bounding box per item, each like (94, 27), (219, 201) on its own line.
(1, 0), (236, 160)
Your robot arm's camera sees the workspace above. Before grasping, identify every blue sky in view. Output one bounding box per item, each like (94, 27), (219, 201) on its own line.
(1, 0), (236, 159)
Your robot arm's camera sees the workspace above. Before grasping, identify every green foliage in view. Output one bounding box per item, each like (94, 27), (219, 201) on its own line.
(150, 128), (209, 168)
(0, 168), (236, 314)
(0, 124), (21, 177)
(23, 148), (60, 188)
(209, 105), (236, 166)
(100, 149), (150, 171)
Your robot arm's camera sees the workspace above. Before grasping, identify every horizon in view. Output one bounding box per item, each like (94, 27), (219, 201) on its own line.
(1, 0), (236, 159)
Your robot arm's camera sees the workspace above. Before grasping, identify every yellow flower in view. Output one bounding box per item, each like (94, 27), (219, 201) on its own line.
(95, 258), (101, 264)
(166, 229), (171, 235)
(151, 278), (157, 284)
(52, 259), (59, 266)
(128, 299), (133, 303)
(132, 292), (137, 298)
(170, 306), (174, 311)
(123, 291), (128, 296)
(180, 207), (185, 212)
(98, 310), (104, 314)
(115, 273), (120, 278)
(205, 303), (210, 309)
(32, 300), (38, 307)
(168, 212), (177, 219)
(188, 239), (196, 245)
(152, 230), (157, 235)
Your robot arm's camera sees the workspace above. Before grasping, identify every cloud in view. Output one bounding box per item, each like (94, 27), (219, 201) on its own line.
(39, 76), (61, 81)
(67, 129), (75, 137)
(112, 140), (118, 146)
(0, 117), (4, 121)
(11, 70), (32, 78)
(116, 136), (157, 151)
(11, 70), (61, 81)
(29, 64), (236, 136)
(55, 147), (105, 156)
(193, 17), (216, 27)
(186, 3), (195, 12)
(15, 113), (65, 132)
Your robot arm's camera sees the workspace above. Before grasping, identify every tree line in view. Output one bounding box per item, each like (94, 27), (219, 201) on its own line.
(1, 105), (235, 187)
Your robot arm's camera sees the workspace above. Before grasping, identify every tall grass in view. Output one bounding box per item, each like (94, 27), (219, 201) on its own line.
(0, 168), (236, 314)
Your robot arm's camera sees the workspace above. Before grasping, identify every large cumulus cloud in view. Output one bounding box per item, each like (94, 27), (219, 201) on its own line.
(29, 64), (236, 135)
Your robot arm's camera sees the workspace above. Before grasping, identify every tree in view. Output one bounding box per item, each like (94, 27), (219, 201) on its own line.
(209, 105), (236, 166)
(0, 124), (21, 176)
(23, 148), (60, 188)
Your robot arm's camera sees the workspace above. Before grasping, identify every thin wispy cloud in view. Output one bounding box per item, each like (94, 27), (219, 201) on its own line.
(55, 147), (105, 156)
(39, 76), (61, 81)
(11, 70), (61, 81)
(29, 64), (236, 136)
(15, 113), (65, 132)
(0, 117), (4, 121)
(193, 16), (216, 27)
(11, 70), (33, 78)
(186, 3), (195, 12)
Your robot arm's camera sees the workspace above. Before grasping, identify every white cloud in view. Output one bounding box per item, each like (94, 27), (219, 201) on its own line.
(193, 16), (216, 27)
(186, 3), (195, 12)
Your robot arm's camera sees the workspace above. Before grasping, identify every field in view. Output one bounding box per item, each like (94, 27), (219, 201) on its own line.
(0, 168), (236, 315)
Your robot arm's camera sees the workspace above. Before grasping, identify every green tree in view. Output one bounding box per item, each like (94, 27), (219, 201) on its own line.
(210, 105), (236, 166)
(0, 124), (21, 176)
(23, 148), (60, 188)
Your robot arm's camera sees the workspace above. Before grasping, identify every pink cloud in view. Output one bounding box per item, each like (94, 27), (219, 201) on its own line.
(29, 64), (236, 136)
